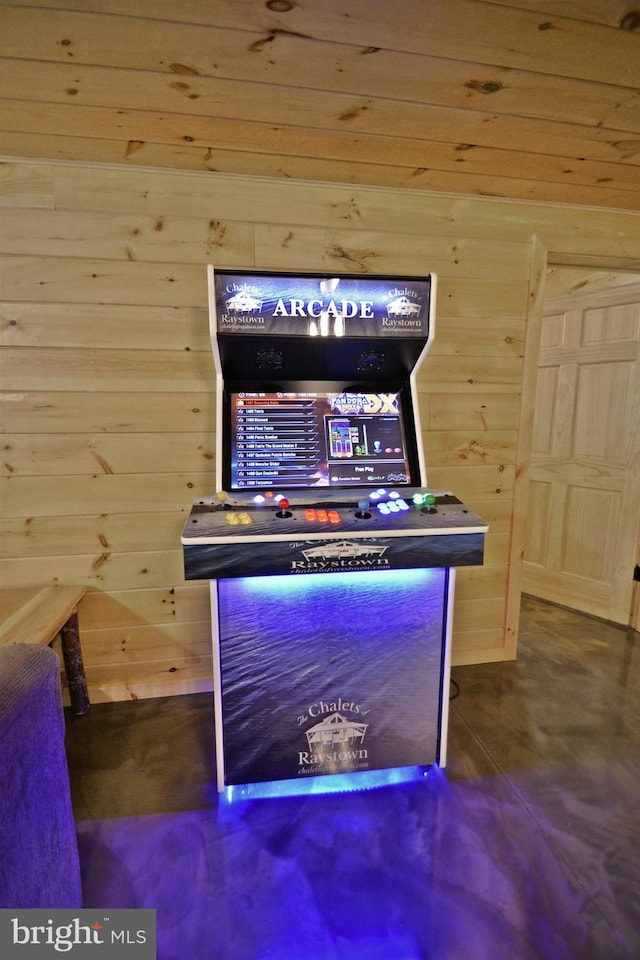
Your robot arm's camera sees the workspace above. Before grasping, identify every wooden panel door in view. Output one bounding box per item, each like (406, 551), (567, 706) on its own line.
(522, 283), (640, 624)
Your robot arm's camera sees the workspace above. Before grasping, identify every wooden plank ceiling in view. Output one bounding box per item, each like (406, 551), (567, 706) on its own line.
(1, 0), (639, 210)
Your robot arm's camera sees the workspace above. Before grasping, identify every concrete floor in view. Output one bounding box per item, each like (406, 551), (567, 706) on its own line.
(65, 596), (640, 960)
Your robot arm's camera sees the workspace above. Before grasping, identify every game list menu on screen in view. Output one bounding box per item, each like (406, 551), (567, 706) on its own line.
(230, 391), (412, 489)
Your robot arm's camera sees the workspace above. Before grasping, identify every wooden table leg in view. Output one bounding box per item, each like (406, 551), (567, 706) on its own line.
(59, 610), (90, 716)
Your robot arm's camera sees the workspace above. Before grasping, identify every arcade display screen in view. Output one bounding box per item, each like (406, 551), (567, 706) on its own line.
(228, 388), (414, 490)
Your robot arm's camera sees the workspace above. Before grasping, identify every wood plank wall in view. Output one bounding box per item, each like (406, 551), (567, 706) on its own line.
(1, 159), (639, 703)
(2, 0), (639, 209)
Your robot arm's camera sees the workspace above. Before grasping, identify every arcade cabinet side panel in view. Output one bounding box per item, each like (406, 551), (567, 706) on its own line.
(214, 568), (450, 787)
(207, 264), (225, 492)
(437, 567), (456, 768)
(411, 270), (437, 487)
(209, 581), (226, 791)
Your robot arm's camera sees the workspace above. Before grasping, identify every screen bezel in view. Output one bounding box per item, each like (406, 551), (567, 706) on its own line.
(222, 380), (421, 493)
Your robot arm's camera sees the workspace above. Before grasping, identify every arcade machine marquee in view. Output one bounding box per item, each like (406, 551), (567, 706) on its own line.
(181, 267), (488, 794)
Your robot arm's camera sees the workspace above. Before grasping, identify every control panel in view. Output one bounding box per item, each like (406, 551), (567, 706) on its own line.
(182, 487), (488, 545)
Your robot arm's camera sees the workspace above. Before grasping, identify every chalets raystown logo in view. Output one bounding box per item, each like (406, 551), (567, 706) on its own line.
(218, 283), (266, 328)
(386, 293), (422, 317)
(290, 540), (389, 573)
(225, 287), (263, 313)
(297, 698), (371, 775)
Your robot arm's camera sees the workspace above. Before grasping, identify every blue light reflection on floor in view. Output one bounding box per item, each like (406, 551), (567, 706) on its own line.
(255, 934), (424, 960)
(222, 764), (433, 804)
(214, 765), (449, 960)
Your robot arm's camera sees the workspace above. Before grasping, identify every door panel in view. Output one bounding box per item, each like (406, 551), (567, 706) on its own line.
(523, 284), (640, 624)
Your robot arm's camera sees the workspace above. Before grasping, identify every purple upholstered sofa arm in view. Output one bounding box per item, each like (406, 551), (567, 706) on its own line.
(0, 644), (83, 908)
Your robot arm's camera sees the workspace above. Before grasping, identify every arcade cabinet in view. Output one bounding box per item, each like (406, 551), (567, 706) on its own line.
(182, 267), (487, 793)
